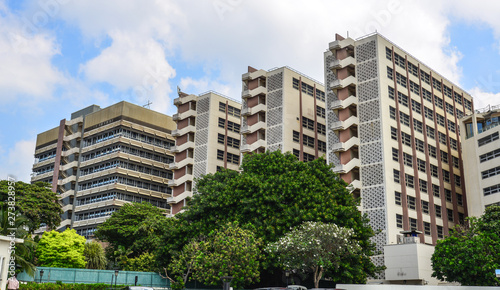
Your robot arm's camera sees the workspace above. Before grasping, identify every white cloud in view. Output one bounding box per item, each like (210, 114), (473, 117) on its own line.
(0, 140), (36, 183)
(468, 87), (500, 110)
(179, 77), (232, 97)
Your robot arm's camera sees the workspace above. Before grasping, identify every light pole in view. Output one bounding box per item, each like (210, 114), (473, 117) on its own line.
(285, 270), (290, 288)
(39, 269), (44, 283)
(220, 276), (233, 290)
(114, 270), (119, 288)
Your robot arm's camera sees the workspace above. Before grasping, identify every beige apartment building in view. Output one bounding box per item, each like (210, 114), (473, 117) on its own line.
(325, 32), (473, 283)
(31, 101), (176, 237)
(168, 91), (241, 214)
(460, 104), (500, 217)
(241, 66), (327, 163)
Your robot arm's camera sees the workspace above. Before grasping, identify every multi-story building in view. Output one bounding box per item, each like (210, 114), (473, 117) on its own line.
(32, 101), (176, 237)
(240, 66), (328, 164)
(460, 104), (500, 217)
(169, 91), (242, 214)
(324, 32), (473, 284)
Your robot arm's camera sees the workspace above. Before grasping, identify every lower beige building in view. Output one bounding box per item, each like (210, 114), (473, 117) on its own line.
(460, 104), (500, 217)
(31, 102), (176, 237)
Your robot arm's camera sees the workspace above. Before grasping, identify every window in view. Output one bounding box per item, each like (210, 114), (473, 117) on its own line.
(428, 144), (437, 158)
(398, 92), (409, 107)
(396, 214), (403, 228)
(422, 200), (429, 214)
(227, 136), (240, 149)
(303, 134), (315, 148)
(457, 193), (463, 206)
(217, 150), (224, 160)
(426, 125), (435, 139)
(436, 114), (445, 127)
(424, 107), (434, 121)
(433, 78), (442, 92)
(410, 218), (417, 230)
(416, 139), (424, 153)
(392, 148), (399, 162)
(443, 170), (450, 183)
(414, 119), (423, 133)
(218, 118), (225, 128)
(437, 225), (444, 239)
(435, 96), (444, 109)
(293, 149), (300, 158)
(318, 140), (326, 152)
(395, 53), (406, 69)
(450, 138), (458, 150)
(443, 85), (452, 98)
(448, 120), (456, 133)
(421, 71), (430, 85)
(405, 174), (414, 188)
(447, 209), (454, 222)
(293, 131), (300, 142)
(303, 152), (315, 162)
(456, 109), (464, 118)
(411, 99), (421, 114)
(484, 184), (500, 196)
(424, 222), (431, 235)
(402, 132), (412, 147)
(430, 164), (439, 177)
(316, 106), (325, 118)
(394, 169), (400, 183)
(423, 88), (432, 102)
(400, 111), (410, 127)
(478, 132), (499, 147)
(446, 103), (455, 116)
(228, 105), (241, 118)
(217, 134), (225, 144)
(482, 166), (500, 179)
(465, 99), (472, 111)
(317, 123), (326, 135)
(409, 62), (419, 77)
(293, 78), (300, 89)
(396, 72), (408, 88)
(459, 212), (465, 224)
(390, 106), (396, 120)
(407, 195), (416, 210)
(316, 89), (325, 102)
(417, 159), (426, 172)
(480, 148), (500, 163)
(302, 117), (315, 131)
(388, 86), (395, 100)
(445, 189), (452, 202)
(395, 191), (402, 205)
(435, 204), (442, 218)
(387, 67), (394, 80)
(439, 132), (447, 146)
(219, 102), (226, 112)
(420, 179), (428, 193)
(452, 156), (460, 168)
(454, 174), (461, 187)
(410, 81), (420, 96)
(386, 47), (392, 60)
(403, 152), (413, 167)
(433, 184), (440, 197)
(227, 152), (240, 164)
(440, 150), (448, 163)
(391, 127), (398, 140)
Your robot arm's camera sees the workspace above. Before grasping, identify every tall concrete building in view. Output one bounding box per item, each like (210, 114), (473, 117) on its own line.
(460, 104), (500, 217)
(31, 101), (176, 237)
(324, 32), (473, 283)
(168, 91), (242, 214)
(240, 66), (328, 163)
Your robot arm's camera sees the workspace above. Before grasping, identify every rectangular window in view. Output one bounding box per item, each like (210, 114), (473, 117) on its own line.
(433, 184), (440, 197)
(459, 212), (465, 224)
(400, 111), (410, 127)
(394, 169), (400, 183)
(447, 209), (454, 222)
(391, 127), (398, 140)
(390, 106), (396, 120)
(436, 114), (446, 127)
(218, 118), (225, 128)
(317, 123), (326, 135)
(392, 148), (399, 162)
(480, 148), (500, 163)
(395, 191), (402, 205)
(388, 86), (395, 100)
(405, 174), (414, 189)
(428, 144), (437, 158)
(482, 166), (500, 180)
(227, 105), (241, 118)
(387, 67), (394, 80)
(435, 96), (443, 109)
(410, 81), (420, 96)
(411, 99), (422, 114)
(293, 149), (300, 158)
(217, 149), (224, 160)
(435, 204), (442, 218)
(424, 106), (434, 121)
(420, 179), (428, 193)
(402, 132), (412, 147)
(414, 119), (423, 133)
(446, 103), (455, 116)
(443, 170), (450, 183)
(454, 174), (461, 187)
(421, 71), (430, 84)
(439, 132), (447, 146)
(422, 200), (429, 214)
(316, 106), (325, 118)
(316, 89), (325, 102)
(303, 134), (315, 148)
(452, 156), (460, 168)
(396, 214), (403, 228)
(318, 140), (326, 152)
(433, 78), (442, 92)
(219, 102), (226, 113)
(484, 184), (500, 196)
(423, 88), (432, 102)
(445, 189), (452, 202)
(457, 193), (463, 206)
(430, 164), (439, 178)
(409, 62), (419, 77)
(403, 152), (413, 167)
(426, 125), (435, 139)
(417, 159), (426, 172)
(397, 72), (408, 88)
(227, 136), (240, 149)
(478, 132), (499, 147)
(395, 53), (406, 69)
(424, 221), (431, 235)
(303, 152), (315, 162)
(407, 195), (416, 210)
(437, 225), (444, 238)
(450, 138), (458, 151)
(448, 120), (456, 133)
(440, 150), (448, 163)
(398, 92), (409, 107)
(293, 78), (300, 90)
(227, 152), (240, 165)
(217, 133), (225, 144)
(386, 47), (392, 60)
(410, 218), (417, 230)
(293, 131), (300, 143)
(416, 139), (425, 153)
(302, 117), (315, 131)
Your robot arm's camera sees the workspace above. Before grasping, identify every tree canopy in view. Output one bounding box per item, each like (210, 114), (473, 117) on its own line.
(84, 241), (107, 270)
(267, 221), (362, 288)
(37, 229), (87, 268)
(431, 205), (500, 286)
(0, 180), (62, 233)
(158, 151), (381, 284)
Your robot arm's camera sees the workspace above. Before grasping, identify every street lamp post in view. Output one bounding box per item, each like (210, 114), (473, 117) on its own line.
(220, 276), (233, 290)
(39, 269), (44, 283)
(114, 270), (119, 288)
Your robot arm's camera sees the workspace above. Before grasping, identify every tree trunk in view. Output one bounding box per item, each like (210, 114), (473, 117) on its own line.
(313, 266), (323, 288)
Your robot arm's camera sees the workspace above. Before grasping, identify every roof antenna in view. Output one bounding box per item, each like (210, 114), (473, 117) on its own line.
(347, 31), (349, 38)
(143, 100), (152, 109)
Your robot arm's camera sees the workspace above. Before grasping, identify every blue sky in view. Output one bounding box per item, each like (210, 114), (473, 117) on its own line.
(1, 0), (500, 182)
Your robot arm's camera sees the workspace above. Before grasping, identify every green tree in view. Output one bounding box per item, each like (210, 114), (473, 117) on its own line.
(122, 252), (157, 272)
(266, 221), (362, 288)
(169, 223), (261, 289)
(37, 229), (87, 268)
(84, 241), (107, 270)
(95, 202), (169, 261)
(158, 151), (381, 284)
(0, 180), (62, 233)
(431, 205), (500, 286)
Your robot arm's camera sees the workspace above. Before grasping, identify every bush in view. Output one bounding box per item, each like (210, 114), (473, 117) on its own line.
(20, 282), (123, 289)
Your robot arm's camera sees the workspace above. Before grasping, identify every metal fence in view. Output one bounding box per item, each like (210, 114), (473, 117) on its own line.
(17, 267), (169, 288)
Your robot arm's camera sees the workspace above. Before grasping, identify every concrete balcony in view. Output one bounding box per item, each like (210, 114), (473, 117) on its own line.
(330, 76), (357, 90)
(58, 190), (75, 200)
(172, 125), (196, 137)
(63, 131), (82, 142)
(171, 141), (195, 153)
(242, 69), (267, 81)
(332, 158), (361, 174)
(169, 157), (194, 170)
(173, 94), (197, 106)
(241, 121), (266, 134)
(168, 173), (193, 187)
(173, 109), (197, 121)
(348, 179), (362, 192)
(331, 95), (358, 110)
(31, 170), (54, 182)
(167, 190), (193, 205)
(57, 175), (76, 186)
(241, 139), (266, 153)
(73, 215), (111, 228)
(242, 103), (266, 116)
(242, 86), (267, 99)
(35, 143), (58, 156)
(331, 116), (359, 131)
(61, 204), (73, 213)
(330, 56), (356, 71)
(75, 199), (126, 213)
(61, 147), (80, 157)
(329, 38), (355, 53)
(331, 137), (360, 152)
(65, 116), (83, 126)
(60, 160), (78, 171)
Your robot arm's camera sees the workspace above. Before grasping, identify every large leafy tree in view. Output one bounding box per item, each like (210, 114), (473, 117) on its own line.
(95, 202), (171, 264)
(431, 205), (500, 286)
(37, 229), (87, 268)
(158, 151), (381, 284)
(0, 180), (62, 232)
